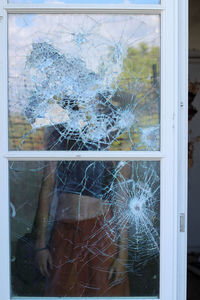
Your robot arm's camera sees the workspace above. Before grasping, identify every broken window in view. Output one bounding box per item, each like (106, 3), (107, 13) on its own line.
(9, 12), (161, 298)
(9, 14), (160, 151)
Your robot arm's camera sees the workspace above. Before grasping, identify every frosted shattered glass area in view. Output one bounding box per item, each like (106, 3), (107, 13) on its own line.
(10, 160), (160, 297)
(8, 0), (160, 4)
(9, 14), (160, 151)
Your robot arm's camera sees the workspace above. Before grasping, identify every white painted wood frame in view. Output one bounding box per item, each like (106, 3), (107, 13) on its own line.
(0, 0), (188, 299)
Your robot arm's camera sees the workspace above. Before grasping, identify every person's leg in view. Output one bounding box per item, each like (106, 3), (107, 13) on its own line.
(81, 215), (130, 297)
(45, 216), (130, 297)
(45, 221), (87, 297)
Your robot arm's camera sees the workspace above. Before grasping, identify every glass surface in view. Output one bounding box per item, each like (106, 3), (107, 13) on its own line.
(8, 0), (160, 4)
(9, 160), (160, 297)
(9, 14), (160, 151)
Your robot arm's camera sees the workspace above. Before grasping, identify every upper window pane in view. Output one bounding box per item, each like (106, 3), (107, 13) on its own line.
(8, 0), (160, 4)
(8, 14), (160, 151)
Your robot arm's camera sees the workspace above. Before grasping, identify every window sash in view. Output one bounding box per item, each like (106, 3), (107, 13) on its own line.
(0, 0), (187, 300)
(4, 0), (164, 13)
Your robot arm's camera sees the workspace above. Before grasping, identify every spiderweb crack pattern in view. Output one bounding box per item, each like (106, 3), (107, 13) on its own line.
(24, 41), (134, 150)
(9, 14), (160, 151)
(9, 13), (160, 296)
(10, 160), (160, 273)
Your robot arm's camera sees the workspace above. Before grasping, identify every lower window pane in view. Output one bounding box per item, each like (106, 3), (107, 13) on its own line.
(9, 160), (160, 297)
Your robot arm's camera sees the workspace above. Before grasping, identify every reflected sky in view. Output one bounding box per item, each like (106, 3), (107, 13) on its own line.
(9, 14), (160, 112)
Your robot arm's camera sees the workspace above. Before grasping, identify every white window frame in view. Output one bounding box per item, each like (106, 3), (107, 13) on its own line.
(0, 0), (188, 300)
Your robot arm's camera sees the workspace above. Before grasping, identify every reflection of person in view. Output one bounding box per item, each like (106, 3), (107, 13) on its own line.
(34, 153), (131, 297)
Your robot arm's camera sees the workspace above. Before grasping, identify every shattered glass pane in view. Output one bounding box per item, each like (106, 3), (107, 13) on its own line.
(8, 14), (160, 151)
(8, 0), (160, 4)
(10, 160), (160, 297)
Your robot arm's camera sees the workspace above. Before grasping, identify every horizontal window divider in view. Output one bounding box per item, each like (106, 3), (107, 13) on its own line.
(5, 4), (164, 14)
(5, 151), (164, 161)
(11, 297), (159, 300)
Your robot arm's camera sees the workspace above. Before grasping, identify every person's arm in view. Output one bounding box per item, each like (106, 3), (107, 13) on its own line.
(108, 162), (131, 283)
(34, 161), (57, 277)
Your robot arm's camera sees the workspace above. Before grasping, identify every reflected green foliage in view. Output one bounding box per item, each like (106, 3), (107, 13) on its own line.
(119, 42), (160, 96)
(109, 43), (160, 151)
